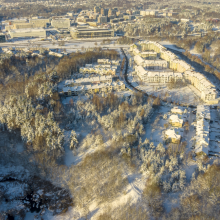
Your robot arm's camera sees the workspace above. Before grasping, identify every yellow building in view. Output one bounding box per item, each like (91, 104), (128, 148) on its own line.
(165, 129), (181, 144)
(169, 115), (183, 127)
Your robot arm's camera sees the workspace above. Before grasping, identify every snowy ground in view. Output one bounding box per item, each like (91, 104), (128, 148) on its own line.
(159, 41), (185, 53)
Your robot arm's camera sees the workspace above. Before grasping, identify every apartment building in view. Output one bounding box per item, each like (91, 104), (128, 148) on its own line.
(97, 59), (120, 66)
(144, 60), (167, 69)
(184, 70), (217, 102)
(62, 81), (125, 96)
(140, 51), (157, 59)
(132, 41), (218, 103)
(79, 65), (118, 75)
(65, 75), (113, 87)
(194, 105), (210, 155)
(135, 65), (182, 83)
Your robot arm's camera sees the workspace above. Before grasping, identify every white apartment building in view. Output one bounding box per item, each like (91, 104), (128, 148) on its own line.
(79, 63), (119, 75)
(97, 59), (120, 66)
(184, 71), (217, 102)
(144, 60), (168, 69)
(135, 65), (182, 83)
(62, 81), (125, 96)
(194, 105), (210, 155)
(65, 75), (113, 87)
(132, 41), (218, 103)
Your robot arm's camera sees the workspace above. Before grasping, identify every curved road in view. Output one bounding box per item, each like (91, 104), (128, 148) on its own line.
(121, 48), (148, 96)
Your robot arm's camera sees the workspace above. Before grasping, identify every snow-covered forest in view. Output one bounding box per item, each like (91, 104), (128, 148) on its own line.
(0, 46), (220, 220)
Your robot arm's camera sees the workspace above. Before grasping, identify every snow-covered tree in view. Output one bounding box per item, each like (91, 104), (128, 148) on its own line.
(69, 131), (78, 150)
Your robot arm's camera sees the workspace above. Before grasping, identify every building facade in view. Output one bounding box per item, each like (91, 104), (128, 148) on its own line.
(51, 19), (70, 29)
(9, 28), (46, 39)
(70, 27), (114, 39)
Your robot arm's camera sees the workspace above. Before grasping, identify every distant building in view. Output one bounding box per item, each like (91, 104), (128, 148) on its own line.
(70, 27), (114, 39)
(51, 18), (70, 29)
(171, 107), (183, 115)
(101, 8), (109, 16)
(108, 8), (117, 16)
(0, 34), (6, 42)
(29, 18), (51, 28)
(13, 23), (34, 29)
(98, 16), (107, 24)
(9, 28), (46, 39)
(140, 10), (158, 16)
(94, 6), (101, 14)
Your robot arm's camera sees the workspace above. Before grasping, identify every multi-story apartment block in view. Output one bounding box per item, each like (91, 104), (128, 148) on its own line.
(135, 66), (182, 83)
(194, 105), (210, 155)
(62, 81), (125, 96)
(132, 41), (218, 104)
(79, 61), (120, 75)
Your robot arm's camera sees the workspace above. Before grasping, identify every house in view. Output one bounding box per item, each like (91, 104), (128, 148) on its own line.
(171, 107), (183, 115)
(165, 129), (181, 144)
(169, 115), (183, 127)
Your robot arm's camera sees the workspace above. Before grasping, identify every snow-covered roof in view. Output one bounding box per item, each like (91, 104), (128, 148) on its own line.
(63, 81), (124, 93)
(195, 144), (209, 155)
(141, 51), (157, 55)
(169, 114), (183, 125)
(165, 129), (181, 140)
(197, 105), (210, 120)
(134, 55), (144, 65)
(133, 48), (140, 54)
(195, 105), (210, 155)
(171, 107), (183, 114)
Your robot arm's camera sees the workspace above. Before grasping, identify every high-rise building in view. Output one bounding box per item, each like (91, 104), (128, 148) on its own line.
(101, 8), (109, 16)
(98, 16), (107, 24)
(108, 9), (117, 16)
(94, 6), (101, 14)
